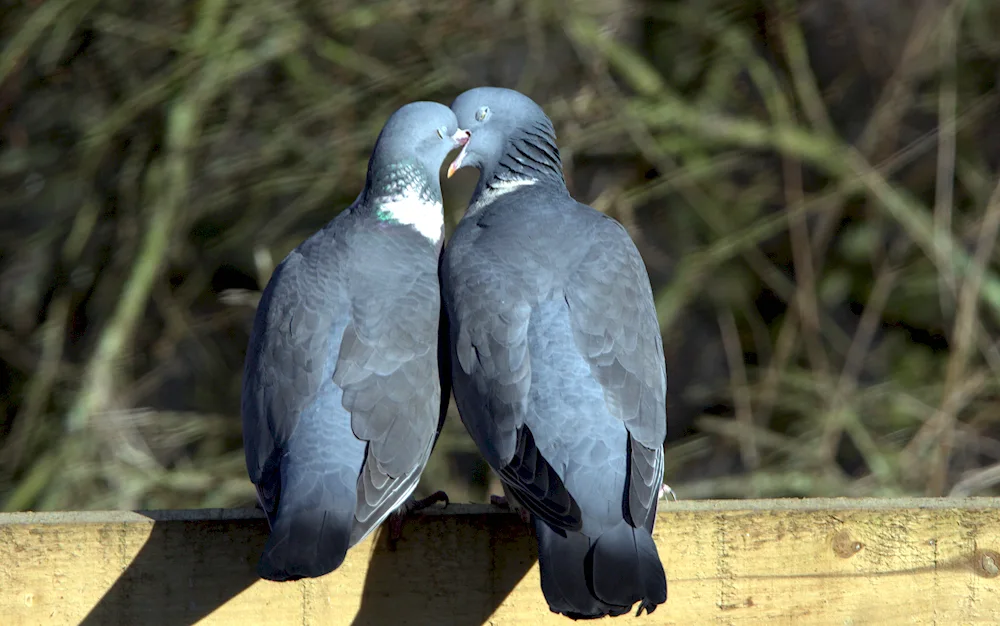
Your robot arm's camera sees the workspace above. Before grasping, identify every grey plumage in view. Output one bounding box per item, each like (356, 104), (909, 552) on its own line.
(242, 102), (468, 581)
(442, 87), (668, 618)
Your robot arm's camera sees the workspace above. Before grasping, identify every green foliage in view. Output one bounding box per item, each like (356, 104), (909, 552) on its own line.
(1, 0), (999, 512)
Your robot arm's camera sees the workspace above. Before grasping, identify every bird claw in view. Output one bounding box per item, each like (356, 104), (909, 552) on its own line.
(386, 490), (449, 550)
(490, 494), (531, 525)
(658, 483), (678, 502)
(410, 490), (450, 512)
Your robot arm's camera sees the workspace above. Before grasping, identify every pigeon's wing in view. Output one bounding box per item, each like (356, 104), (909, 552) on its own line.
(242, 248), (338, 522)
(335, 232), (442, 545)
(443, 239), (583, 533)
(563, 213), (667, 531)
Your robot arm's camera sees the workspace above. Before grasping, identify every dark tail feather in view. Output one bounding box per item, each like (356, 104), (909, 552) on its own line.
(257, 506), (353, 581)
(536, 519), (623, 619)
(591, 521), (667, 616)
(256, 441), (359, 581)
(534, 518), (667, 619)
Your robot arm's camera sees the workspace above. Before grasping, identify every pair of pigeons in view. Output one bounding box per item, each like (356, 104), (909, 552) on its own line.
(241, 87), (668, 620)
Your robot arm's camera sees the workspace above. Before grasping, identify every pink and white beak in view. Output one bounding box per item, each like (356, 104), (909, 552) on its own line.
(447, 129), (471, 178)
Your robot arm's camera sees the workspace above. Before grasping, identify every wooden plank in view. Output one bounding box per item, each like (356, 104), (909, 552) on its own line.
(2, 498), (1000, 625)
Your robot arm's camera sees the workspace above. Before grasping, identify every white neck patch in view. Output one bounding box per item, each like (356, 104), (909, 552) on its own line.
(375, 190), (444, 243)
(468, 178), (537, 214)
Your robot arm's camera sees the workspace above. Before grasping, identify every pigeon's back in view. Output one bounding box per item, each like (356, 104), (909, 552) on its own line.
(241, 101), (467, 581)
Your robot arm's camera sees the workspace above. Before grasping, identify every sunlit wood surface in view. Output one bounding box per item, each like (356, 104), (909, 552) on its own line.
(2, 498), (1000, 625)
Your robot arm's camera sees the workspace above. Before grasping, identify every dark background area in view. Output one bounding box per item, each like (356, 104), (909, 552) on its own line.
(1, 0), (999, 513)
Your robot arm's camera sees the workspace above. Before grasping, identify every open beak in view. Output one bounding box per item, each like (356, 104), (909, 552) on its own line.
(447, 129), (471, 178)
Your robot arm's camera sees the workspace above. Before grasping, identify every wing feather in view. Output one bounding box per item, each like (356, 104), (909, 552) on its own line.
(335, 233), (443, 544)
(242, 246), (341, 522)
(565, 216), (667, 530)
(444, 200), (667, 535)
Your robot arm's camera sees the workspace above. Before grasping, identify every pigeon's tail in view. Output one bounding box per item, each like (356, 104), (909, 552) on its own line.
(590, 520), (668, 617)
(256, 459), (357, 581)
(535, 518), (667, 620)
(257, 506), (353, 581)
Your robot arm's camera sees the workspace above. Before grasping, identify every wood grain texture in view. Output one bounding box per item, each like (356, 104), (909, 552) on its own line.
(2, 498), (1000, 625)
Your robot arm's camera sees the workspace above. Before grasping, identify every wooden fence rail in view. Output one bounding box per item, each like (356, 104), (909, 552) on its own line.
(2, 498), (1000, 625)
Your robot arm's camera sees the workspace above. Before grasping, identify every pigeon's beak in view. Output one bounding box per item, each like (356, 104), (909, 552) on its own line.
(447, 129), (471, 178)
(452, 128), (471, 147)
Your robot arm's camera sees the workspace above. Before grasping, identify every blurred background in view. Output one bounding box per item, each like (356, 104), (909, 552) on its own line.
(1, 0), (998, 513)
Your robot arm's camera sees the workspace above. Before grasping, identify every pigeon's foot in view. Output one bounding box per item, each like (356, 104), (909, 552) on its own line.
(658, 483), (678, 502)
(490, 495), (532, 525)
(409, 490), (450, 513)
(387, 490), (449, 550)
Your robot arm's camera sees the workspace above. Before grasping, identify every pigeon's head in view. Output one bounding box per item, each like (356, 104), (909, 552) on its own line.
(371, 101), (471, 179)
(447, 87), (563, 183)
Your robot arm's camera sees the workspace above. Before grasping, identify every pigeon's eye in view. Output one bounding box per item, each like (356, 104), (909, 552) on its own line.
(436, 126), (447, 139)
(475, 106), (490, 122)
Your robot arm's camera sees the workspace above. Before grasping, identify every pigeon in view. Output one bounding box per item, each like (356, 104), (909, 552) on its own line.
(441, 87), (668, 619)
(242, 101), (470, 581)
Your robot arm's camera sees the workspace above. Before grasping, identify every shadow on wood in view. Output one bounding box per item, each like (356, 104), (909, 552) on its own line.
(65, 505), (540, 626)
(351, 508), (538, 626)
(78, 510), (266, 626)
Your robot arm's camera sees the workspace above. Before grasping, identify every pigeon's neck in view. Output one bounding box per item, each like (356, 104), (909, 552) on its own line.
(469, 121), (568, 216)
(360, 160), (444, 243)
(467, 178), (540, 217)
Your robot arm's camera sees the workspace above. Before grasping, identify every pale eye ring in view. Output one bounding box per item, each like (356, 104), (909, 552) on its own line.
(475, 106), (490, 122)
(436, 126), (447, 139)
